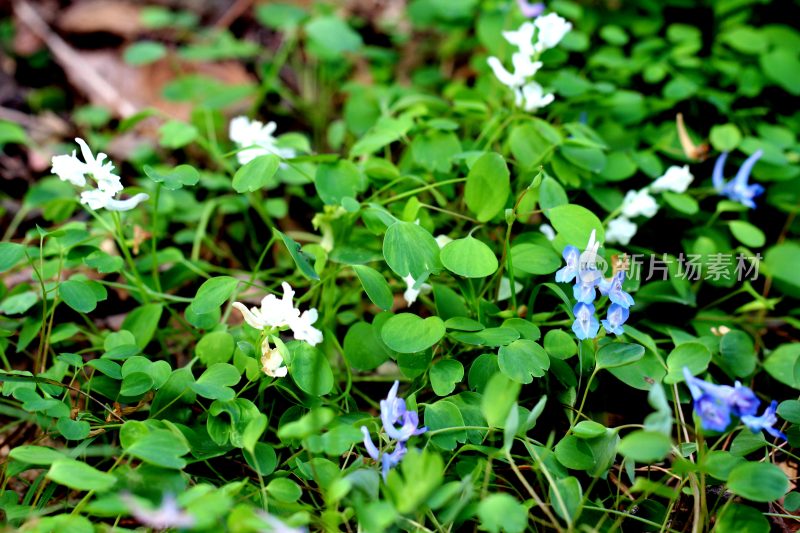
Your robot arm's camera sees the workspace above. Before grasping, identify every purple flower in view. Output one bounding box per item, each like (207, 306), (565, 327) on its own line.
(742, 400), (786, 440)
(121, 493), (195, 530)
(555, 245), (580, 283)
(380, 381), (427, 441)
(601, 303), (629, 336)
(598, 271), (634, 309)
(360, 381), (426, 480)
(517, 0), (545, 18)
(712, 150), (764, 209)
(572, 302), (599, 340)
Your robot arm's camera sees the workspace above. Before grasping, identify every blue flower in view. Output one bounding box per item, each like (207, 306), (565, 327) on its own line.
(598, 271), (634, 308)
(380, 381), (427, 442)
(694, 393), (732, 432)
(360, 381), (426, 480)
(572, 273), (599, 304)
(728, 382), (760, 417)
(555, 245), (580, 283)
(601, 303), (629, 336)
(741, 400), (786, 440)
(572, 302), (599, 340)
(712, 150), (764, 209)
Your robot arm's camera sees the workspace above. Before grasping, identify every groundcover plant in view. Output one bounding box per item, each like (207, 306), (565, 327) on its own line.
(1, 0), (800, 531)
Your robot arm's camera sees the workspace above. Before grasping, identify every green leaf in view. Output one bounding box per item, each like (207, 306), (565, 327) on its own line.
(144, 164), (200, 190)
(119, 372), (154, 397)
(56, 417), (90, 440)
(727, 462), (789, 502)
(477, 493), (527, 533)
(760, 48), (800, 96)
(123, 41), (167, 65)
(547, 204), (605, 247)
(465, 152), (510, 222)
(190, 276), (238, 314)
(289, 342), (334, 396)
(0, 291), (37, 314)
(381, 313), (445, 353)
(481, 373), (521, 428)
(424, 400), (466, 450)
(429, 359), (464, 396)
(59, 279), (98, 313)
(728, 220), (765, 248)
(122, 303), (163, 349)
(440, 237), (498, 278)
(190, 363), (241, 400)
(596, 343), (644, 369)
(549, 476), (583, 525)
(9, 445), (64, 465)
(0, 243), (25, 272)
(718, 331), (756, 378)
(560, 143), (606, 173)
(710, 124), (743, 152)
(245, 442), (278, 475)
(120, 421), (189, 469)
(382, 221), (442, 279)
(274, 229), (320, 280)
(305, 16), (363, 60)
(762, 343), (800, 388)
(158, 120), (198, 149)
(267, 478), (302, 502)
(618, 430), (672, 463)
(498, 339), (550, 384)
(196, 331), (235, 366)
(47, 459), (116, 492)
(511, 243), (561, 275)
(715, 503), (770, 533)
(343, 322), (390, 371)
(554, 435), (594, 470)
(664, 342), (711, 384)
(315, 160), (365, 205)
(352, 265), (393, 311)
(232, 154), (280, 193)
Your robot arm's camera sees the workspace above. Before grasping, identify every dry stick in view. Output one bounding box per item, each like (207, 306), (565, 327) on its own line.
(214, 0), (254, 29)
(13, 0), (137, 117)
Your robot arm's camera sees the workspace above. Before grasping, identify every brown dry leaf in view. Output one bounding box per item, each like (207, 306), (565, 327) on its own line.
(59, 0), (143, 37)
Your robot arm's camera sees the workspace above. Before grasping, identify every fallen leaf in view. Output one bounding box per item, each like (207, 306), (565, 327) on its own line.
(59, 0), (143, 38)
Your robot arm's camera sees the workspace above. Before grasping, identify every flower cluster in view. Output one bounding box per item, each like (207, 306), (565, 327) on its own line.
(605, 165), (694, 245)
(555, 230), (634, 340)
(361, 381), (427, 480)
(233, 282), (323, 378)
(229, 116), (297, 166)
(51, 138), (149, 212)
(486, 13), (571, 111)
(683, 367), (785, 439)
(712, 150), (764, 209)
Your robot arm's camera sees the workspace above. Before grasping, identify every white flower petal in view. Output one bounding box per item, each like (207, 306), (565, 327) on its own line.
(651, 165), (694, 194)
(605, 217), (637, 246)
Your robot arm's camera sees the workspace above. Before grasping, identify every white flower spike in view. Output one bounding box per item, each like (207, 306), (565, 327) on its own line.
(651, 165), (694, 194)
(229, 116), (297, 165)
(515, 81), (555, 111)
(621, 189), (659, 219)
(503, 21), (537, 56)
(605, 217), (637, 246)
(261, 338), (288, 378)
(232, 282), (300, 330)
(51, 138), (148, 212)
(533, 13), (572, 51)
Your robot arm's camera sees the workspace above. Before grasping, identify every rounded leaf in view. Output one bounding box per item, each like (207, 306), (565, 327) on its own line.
(441, 237), (498, 278)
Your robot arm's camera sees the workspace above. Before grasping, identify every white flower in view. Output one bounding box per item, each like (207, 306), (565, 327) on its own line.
(403, 274), (431, 307)
(533, 13), (572, 51)
(229, 116), (297, 165)
(435, 234), (453, 248)
(503, 21), (536, 56)
(261, 338), (288, 378)
(621, 189), (659, 219)
(487, 54), (542, 89)
(80, 189), (150, 212)
(233, 282), (300, 330)
(122, 493), (195, 530)
(651, 165), (694, 194)
(51, 138), (148, 212)
(514, 81), (555, 111)
(539, 224), (555, 241)
(289, 309), (323, 346)
(605, 217), (637, 245)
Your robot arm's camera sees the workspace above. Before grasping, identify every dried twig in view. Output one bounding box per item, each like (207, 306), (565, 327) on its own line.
(13, 0), (138, 117)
